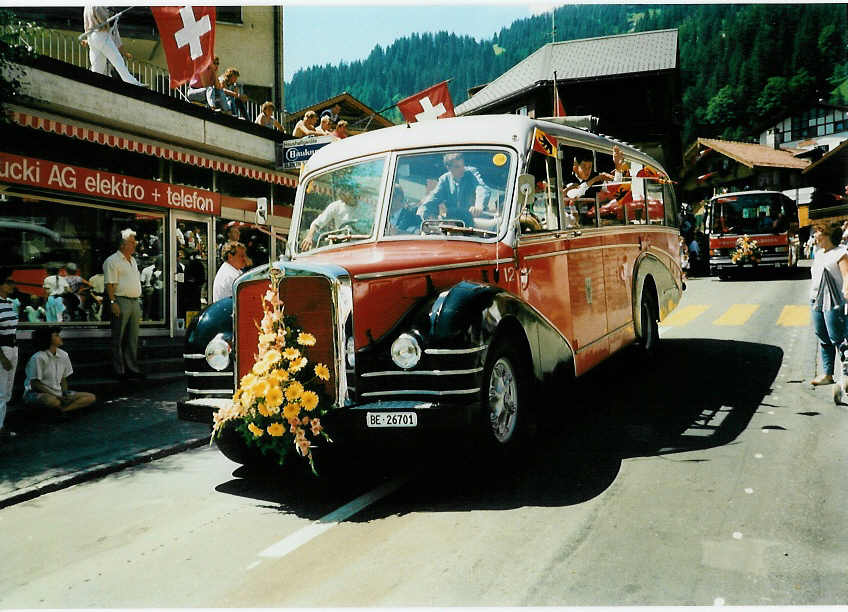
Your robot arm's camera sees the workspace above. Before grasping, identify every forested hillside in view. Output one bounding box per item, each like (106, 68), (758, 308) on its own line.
(285, 4), (847, 145)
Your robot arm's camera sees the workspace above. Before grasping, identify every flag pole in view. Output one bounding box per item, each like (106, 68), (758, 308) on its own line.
(78, 7), (137, 41)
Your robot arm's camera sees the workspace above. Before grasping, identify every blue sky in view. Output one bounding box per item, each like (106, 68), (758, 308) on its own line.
(283, 2), (559, 82)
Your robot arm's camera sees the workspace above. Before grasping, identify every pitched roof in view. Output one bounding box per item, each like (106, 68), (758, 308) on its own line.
(287, 92), (394, 131)
(456, 29), (678, 115)
(696, 138), (810, 170)
(803, 138), (848, 174)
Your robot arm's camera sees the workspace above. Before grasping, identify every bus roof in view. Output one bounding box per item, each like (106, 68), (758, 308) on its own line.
(302, 114), (666, 178)
(710, 190), (786, 201)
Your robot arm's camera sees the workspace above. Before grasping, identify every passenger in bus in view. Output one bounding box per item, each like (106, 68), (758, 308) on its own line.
(417, 153), (489, 227)
(388, 184), (422, 234)
(300, 183), (371, 250)
(564, 146), (627, 199)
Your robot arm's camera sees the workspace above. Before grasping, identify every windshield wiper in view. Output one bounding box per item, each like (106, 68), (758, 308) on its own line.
(422, 219), (497, 238)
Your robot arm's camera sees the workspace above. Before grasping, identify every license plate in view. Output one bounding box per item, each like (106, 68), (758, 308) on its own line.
(366, 412), (418, 428)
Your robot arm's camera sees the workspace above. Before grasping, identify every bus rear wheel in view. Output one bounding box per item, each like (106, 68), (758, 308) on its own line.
(639, 289), (660, 355)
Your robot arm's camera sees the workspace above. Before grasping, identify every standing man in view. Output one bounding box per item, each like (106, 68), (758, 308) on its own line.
(0, 268), (18, 439)
(104, 229), (144, 379)
(82, 6), (145, 87)
(213, 241), (248, 302)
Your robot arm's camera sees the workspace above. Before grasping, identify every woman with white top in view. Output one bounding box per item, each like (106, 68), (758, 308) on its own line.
(809, 222), (848, 387)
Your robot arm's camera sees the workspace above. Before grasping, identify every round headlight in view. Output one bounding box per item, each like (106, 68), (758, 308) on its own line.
(346, 336), (355, 368)
(205, 334), (232, 371)
(391, 333), (421, 370)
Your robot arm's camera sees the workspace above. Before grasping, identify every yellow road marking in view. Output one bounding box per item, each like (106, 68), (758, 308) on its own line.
(777, 305), (810, 327)
(661, 305), (710, 327)
(714, 304), (760, 326)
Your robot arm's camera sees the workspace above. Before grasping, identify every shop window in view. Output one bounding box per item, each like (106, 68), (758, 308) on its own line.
(215, 219), (270, 271)
(217, 172), (269, 199)
(216, 6), (243, 24)
(1, 195), (166, 325)
(172, 161), (213, 191)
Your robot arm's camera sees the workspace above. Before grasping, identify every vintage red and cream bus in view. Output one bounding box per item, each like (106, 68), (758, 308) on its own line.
(183, 115), (684, 460)
(706, 190), (800, 279)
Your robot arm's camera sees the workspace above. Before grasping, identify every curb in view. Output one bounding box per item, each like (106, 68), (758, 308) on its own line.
(0, 435), (210, 510)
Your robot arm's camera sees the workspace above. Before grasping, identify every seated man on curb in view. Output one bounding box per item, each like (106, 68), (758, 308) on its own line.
(23, 327), (96, 418)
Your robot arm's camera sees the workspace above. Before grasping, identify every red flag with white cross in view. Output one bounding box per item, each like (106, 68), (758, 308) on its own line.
(151, 6), (216, 88)
(397, 81), (456, 123)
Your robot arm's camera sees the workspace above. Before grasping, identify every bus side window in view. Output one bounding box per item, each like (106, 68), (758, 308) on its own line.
(644, 177), (664, 225)
(663, 182), (678, 227)
(559, 144), (598, 229)
(594, 151), (626, 227)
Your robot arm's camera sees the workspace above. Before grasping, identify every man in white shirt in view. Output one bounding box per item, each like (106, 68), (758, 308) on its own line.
(213, 241), (248, 302)
(104, 228), (143, 378)
(299, 184), (374, 250)
(82, 6), (144, 86)
(0, 268), (18, 438)
(23, 327), (96, 416)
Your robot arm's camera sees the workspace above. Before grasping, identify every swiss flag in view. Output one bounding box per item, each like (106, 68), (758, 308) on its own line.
(151, 6), (216, 88)
(397, 81), (455, 123)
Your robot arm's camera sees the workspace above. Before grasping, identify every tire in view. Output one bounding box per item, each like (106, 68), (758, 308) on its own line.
(481, 335), (533, 448)
(639, 288), (660, 355)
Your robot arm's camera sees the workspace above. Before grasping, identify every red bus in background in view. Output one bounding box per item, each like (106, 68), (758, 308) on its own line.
(706, 190), (801, 280)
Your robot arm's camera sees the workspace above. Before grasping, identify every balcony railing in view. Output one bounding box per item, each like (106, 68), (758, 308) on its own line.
(10, 27), (282, 128)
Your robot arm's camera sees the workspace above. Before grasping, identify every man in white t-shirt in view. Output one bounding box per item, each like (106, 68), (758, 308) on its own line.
(103, 228), (143, 378)
(23, 327), (96, 416)
(213, 241), (248, 302)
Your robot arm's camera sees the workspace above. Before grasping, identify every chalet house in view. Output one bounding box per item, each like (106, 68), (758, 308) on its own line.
(455, 29), (682, 177)
(681, 138), (809, 204)
(759, 103), (848, 156)
(284, 92), (394, 136)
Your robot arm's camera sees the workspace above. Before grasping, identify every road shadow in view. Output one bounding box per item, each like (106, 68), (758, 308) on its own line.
(215, 338), (782, 520)
(715, 265), (810, 282)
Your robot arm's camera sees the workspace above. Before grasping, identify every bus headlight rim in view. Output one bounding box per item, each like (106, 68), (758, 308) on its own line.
(205, 333), (232, 371)
(391, 333), (422, 370)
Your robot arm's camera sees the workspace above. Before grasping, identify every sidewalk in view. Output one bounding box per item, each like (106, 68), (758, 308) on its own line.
(0, 380), (211, 509)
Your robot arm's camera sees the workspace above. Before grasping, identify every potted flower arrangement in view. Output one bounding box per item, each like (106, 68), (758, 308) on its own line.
(730, 234), (762, 266)
(211, 268), (332, 474)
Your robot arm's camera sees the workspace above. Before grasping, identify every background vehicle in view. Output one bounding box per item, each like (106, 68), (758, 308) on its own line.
(181, 115), (683, 465)
(705, 190), (800, 279)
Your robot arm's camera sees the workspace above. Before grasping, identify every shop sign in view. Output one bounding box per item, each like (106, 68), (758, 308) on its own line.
(0, 152), (221, 215)
(277, 136), (334, 170)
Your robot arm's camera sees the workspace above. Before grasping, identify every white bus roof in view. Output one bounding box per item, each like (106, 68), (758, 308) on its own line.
(302, 114), (666, 177)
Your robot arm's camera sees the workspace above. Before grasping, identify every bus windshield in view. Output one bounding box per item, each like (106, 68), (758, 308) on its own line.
(710, 193), (795, 235)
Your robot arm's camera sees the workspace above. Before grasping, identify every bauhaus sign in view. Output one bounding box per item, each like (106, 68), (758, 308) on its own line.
(0, 152), (221, 215)
(277, 136), (333, 170)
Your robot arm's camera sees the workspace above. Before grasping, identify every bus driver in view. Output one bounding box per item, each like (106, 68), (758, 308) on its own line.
(417, 152), (489, 228)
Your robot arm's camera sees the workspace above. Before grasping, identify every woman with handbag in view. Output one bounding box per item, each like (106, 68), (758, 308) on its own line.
(809, 222), (848, 388)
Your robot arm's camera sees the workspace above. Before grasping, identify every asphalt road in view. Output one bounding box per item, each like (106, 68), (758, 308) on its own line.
(2, 263), (847, 607)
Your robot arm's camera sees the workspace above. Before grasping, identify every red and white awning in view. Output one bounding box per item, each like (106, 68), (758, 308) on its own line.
(10, 110), (298, 188)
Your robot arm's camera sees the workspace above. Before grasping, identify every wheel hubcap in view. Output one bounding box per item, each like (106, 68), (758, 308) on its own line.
(488, 357), (518, 443)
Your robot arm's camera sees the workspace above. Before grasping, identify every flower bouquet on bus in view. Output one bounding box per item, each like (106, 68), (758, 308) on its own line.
(211, 270), (332, 475)
(730, 234), (762, 266)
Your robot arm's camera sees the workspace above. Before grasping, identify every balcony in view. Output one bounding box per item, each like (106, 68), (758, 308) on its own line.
(3, 28), (286, 166)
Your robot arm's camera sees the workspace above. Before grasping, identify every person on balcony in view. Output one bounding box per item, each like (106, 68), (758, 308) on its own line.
(186, 56), (220, 109)
(293, 111), (321, 138)
(255, 101), (285, 131)
(332, 120), (349, 140)
(82, 6), (145, 87)
(215, 68), (249, 119)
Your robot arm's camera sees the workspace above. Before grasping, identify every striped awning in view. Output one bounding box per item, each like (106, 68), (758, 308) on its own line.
(10, 110), (299, 188)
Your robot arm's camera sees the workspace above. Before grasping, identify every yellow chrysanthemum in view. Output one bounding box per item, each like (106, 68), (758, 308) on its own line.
(266, 403), (280, 415)
(257, 402), (270, 417)
(239, 390), (254, 410)
(285, 381), (304, 402)
(267, 422), (285, 437)
(301, 390), (319, 411)
(262, 349), (282, 365)
(269, 368), (289, 384)
(247, 423), (264, 438)
(265, 385), (284, 408)
(252, 360), (270, 376)
(297, 332), (316, 346)
(314, 363), (330, 381)
(283, 402), (301, 421)
(282, 347), (301, 361)
(240, 373), (257, 388)
(250, 379), (271, 399)
(289, 356), (308, 373)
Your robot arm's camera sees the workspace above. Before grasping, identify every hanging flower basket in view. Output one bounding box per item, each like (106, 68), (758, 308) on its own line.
(211, 268), (333, 474)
